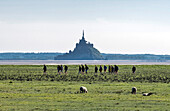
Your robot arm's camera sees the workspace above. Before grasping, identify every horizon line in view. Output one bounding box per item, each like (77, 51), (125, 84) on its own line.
(0, 51), (169, 55)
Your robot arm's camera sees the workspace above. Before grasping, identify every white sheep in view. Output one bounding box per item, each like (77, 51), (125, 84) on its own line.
(143, 93), (153, 96)
(80, 86), (88, 93)
(131, 87), (137, 94)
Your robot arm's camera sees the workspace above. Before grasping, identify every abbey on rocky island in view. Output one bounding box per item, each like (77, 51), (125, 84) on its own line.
(55, 30), (104, 60)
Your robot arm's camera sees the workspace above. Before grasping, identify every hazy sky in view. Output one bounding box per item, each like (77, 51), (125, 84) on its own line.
(0, 0), (170, 54)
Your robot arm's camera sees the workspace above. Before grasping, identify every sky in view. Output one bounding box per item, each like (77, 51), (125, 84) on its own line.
(0, 0), (170, 54)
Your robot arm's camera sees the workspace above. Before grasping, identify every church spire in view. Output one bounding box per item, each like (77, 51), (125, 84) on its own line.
(82, 30), (85, 40)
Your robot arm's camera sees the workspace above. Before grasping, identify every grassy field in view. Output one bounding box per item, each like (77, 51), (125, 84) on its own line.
(0, 65), (169, 83)
(0, 65), (170, 111)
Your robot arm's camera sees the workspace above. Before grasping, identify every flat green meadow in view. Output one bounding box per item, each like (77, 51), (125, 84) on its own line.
(0, 65), (170, 111)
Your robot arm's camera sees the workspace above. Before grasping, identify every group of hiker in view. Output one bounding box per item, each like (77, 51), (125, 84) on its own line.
(79, 64), (89, 74)
(95, 65), (119, 74)
(57, 65), (68, 74)
(43, 64), (136, 74)
(43, 64), (68, 74)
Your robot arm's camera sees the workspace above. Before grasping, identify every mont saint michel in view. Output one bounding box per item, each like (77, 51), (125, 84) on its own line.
(55, 31), (104, 60)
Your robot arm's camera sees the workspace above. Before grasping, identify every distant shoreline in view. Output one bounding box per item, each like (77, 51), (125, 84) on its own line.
(1, 53), (170, 61)
(1, 60), (170, 65)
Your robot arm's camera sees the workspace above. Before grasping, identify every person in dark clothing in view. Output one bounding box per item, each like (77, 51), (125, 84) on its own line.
(79, 65), (82, 74)
(111, 65), (114, 73)
(57, 65), (61, 74)
(95, 65), (98, 73)
(114, 65), (119, 74)
(104, 65), (107, 73)
(132, 65), (136, 73)
(64, 65), (68, 73)
(81, 65), (85, 74)
(43, 64), (47, 74)
(99, 65), (102, 73)
(85, 64), (89, 74)
(108, 65), (111, 73)
(60, 65), (63, 73)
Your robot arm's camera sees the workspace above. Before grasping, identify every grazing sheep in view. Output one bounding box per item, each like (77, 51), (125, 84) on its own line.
(143, 93), (153, 96)
(80, 86), (88, 93)
(131, 87), (137, 94)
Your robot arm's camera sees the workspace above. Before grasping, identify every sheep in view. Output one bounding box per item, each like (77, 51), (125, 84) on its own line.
(80, 86), (88, 93)
(143, 93), (153, 96)
(131, 87), (137, 94)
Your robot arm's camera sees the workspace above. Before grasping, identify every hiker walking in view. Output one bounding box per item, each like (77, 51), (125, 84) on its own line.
(111, 65), (114, 73)
(64, 65), (68, 74)
(43, 64), (47, 74)
(61, 65), (63, 73)
(57, 65), (61, 74)
(114, 65), (119, 74)
(104, 65), (107, 73)
(79, 65), (82, 74)
(132, 65), (136, 73)
(95, 65), (98, 73)
(108, 65), (111, 73)
(82, 65), (85, 74)
(99, 65), (102, 73)
(85, 64), (89, 74)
